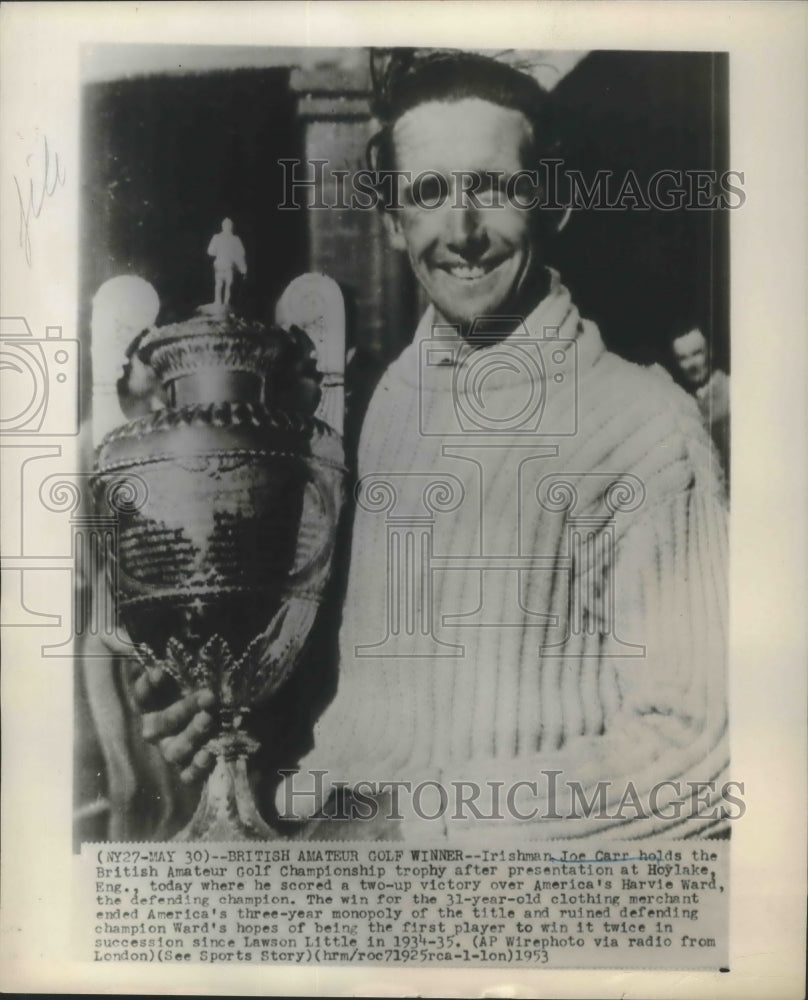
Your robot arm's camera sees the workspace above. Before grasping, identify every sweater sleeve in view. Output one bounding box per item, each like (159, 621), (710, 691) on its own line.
(430, 472), (730, 841)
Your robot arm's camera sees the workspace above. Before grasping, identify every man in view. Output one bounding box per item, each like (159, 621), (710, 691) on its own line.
(141, 49), (729, 841)
(671, 323), (731, 482)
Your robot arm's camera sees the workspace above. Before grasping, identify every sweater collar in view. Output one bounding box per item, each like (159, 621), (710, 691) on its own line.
(392, 268), (605, 393)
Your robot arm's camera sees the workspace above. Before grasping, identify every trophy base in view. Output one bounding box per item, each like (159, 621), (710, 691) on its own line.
(174, 732), (277, 842)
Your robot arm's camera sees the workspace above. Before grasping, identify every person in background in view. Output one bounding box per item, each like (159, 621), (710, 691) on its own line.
(670, 323), (730, 485)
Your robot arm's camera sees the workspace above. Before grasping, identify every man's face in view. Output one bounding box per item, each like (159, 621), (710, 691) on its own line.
(387, 98), (539, 331)
(672, 328), (710, 387)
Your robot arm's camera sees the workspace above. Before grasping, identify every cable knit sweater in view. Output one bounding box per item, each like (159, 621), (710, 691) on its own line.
(283, 271), (729, 840)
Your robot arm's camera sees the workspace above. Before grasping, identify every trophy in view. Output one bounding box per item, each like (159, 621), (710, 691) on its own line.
(92, 275), (345, 841)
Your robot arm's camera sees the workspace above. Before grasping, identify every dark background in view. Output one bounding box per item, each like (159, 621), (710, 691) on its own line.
(81, 66), (303, 326)
(550, 50), (729, 372)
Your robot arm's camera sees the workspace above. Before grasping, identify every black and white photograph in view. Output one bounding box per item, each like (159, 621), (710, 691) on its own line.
(1, 2), (805, 996)
(76, 44), (732, 846)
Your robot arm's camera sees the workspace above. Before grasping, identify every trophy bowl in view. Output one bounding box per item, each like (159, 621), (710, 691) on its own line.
(93, 311), (344, 840)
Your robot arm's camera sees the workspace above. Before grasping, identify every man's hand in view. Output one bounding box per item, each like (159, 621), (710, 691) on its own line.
(133, 667), (218, 784)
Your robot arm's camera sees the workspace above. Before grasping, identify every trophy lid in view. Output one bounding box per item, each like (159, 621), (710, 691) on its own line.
(138, 312), (286, 391)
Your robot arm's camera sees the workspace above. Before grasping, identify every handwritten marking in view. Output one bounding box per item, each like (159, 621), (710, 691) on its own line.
(14, 134), (66, 265)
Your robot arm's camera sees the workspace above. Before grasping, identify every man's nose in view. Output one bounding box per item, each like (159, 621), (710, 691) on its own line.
(445, 196), (488, 258)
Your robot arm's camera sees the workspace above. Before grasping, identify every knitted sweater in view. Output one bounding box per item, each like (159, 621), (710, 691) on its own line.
(283, 271), (729, 840)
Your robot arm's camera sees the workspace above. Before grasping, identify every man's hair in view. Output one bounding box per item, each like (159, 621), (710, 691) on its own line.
(669, 315), (710, 352)
(366, 49), (557, 175)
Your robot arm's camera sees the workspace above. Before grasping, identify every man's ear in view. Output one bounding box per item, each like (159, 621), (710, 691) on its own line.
(381, 210), (408, 251)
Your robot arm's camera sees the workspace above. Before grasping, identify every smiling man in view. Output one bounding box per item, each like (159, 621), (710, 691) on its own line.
(385, 99), (540, 330)
(370, 52), (561, 340)
(139, 49), (731, 842)
(278, 49), (731, 840)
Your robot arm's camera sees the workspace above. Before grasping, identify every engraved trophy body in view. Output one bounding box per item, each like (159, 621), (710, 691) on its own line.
(93, 285), (344, 841)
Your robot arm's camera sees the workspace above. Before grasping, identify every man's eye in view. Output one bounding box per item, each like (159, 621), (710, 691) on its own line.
(476, 172), (504, 194)
(467, 173), (505, 206)
(405, 175), (448, 207)
(509, 174), (538, 198)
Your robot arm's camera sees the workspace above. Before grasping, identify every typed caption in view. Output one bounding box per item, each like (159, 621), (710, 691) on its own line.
(81, 840), (728, 969)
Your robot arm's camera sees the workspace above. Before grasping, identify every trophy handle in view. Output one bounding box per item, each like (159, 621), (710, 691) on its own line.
(246, 459), (342, 704)
(275, 273), (345, 435)
(285, 459), (341, 592)
(95, 561), (137, 657)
